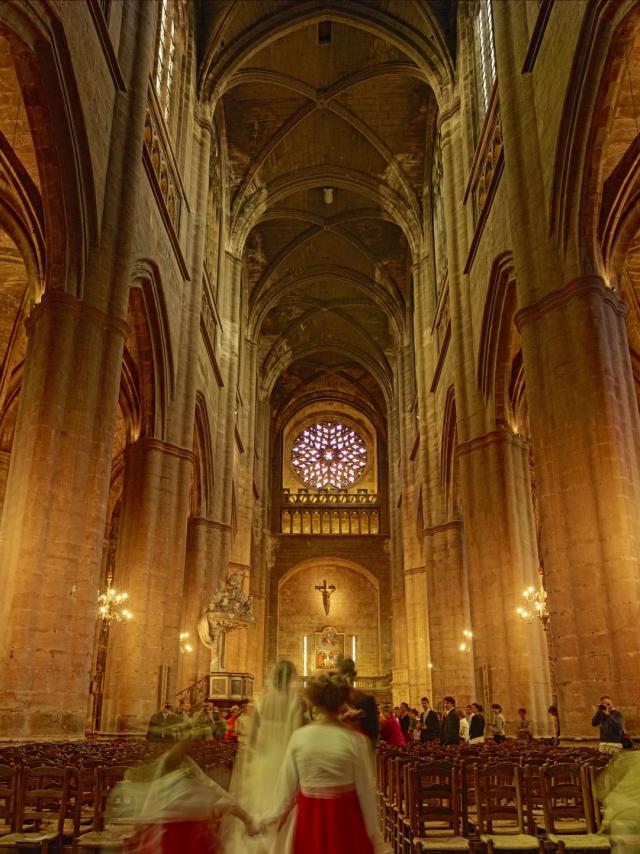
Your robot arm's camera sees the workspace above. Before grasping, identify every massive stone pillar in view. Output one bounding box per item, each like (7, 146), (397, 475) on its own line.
(492, 4), (640, 734)
(388, 401), (410, 704)
(516, 279), (640, 735)
(435, 108), (479, 707)
(101, 438), (192, 733)
(457, 429), (551, 733)
(425, 521), (473, 705)
(180, 517), (229, 689)
(0, 292), (127, 737)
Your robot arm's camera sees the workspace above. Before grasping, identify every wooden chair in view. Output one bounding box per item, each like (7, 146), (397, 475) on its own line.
(0, 765), (71, 853)
(523, 761), (547, 835)
(408, 761), (470, 853)
(75, 765), (136, 852)
(539, 762), (611, 851)
(391, 754), (414, 853)
(474, 762), (542, 852)
(0, 765), (19, 837)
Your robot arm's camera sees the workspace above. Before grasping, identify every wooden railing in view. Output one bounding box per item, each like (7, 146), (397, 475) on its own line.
(280, 490), (381, 535)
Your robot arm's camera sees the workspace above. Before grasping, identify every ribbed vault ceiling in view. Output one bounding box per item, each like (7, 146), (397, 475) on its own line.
(200, 1), (454, 411)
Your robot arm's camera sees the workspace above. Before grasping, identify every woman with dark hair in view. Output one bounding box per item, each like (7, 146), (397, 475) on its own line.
(265, 673), (383, 854)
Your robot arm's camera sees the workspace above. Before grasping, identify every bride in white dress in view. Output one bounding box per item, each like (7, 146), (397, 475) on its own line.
(223, 660), (304, 853)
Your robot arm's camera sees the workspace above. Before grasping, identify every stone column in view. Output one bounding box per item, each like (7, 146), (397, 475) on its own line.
(388, 402), (410, 703)
(226, 334), (258, 676)
(457, 429), (551, 734)
(492, 4), (640, 734)
(424, 521), (474, 705)
(179, 516), (229, 690)
(101, 438), (193, 734)
(0, 291), (127, 737)
(516, 279), (640, 735)
(208, 253), (243, 586)
(435, 107), (479, 707)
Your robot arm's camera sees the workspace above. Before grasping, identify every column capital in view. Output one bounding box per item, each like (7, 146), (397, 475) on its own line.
(457, 426), (530, 459)
(423, 520), (462, 538)
(26, 290), (129, 340)
(515, 275), (627, 332)
(126, 437), (195, 464)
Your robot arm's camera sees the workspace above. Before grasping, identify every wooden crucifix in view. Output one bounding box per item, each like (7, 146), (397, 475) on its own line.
(315, 579), (336, 616)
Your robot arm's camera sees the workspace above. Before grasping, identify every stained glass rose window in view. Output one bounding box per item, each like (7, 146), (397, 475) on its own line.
(291, 422), (368, 489)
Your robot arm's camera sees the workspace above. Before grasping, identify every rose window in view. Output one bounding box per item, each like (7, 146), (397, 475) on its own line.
(291, 422), (368, 490)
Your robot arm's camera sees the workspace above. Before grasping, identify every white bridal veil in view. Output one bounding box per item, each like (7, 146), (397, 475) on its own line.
(223, 660), (304, 854)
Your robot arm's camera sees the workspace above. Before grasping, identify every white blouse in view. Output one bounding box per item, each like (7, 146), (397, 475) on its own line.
(266, 721), (381, 846)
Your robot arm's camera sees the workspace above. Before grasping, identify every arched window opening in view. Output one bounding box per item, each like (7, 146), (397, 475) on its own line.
(154, 0), (179, 123)
(474, 0), (497, 117)
(431, 126), (447, 300)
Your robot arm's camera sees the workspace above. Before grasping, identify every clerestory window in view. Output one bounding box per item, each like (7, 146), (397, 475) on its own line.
(475, 0), (497, 117)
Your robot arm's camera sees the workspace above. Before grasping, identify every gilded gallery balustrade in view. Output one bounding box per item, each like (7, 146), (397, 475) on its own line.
(280, 490), (380, 535)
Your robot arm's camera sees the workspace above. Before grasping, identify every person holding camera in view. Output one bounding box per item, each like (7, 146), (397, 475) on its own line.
(591, 695), (625, 754)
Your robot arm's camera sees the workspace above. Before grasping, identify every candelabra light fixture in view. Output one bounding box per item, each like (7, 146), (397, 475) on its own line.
(516, 566), (549, 628)
(97, 575), (133, 623)
(179, 631), (193, 655)
(459, 629), (473, 654)
(92, 573), (132, 733)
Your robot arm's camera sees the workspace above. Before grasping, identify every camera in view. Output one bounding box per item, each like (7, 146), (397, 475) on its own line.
(598, 704), (607, 711)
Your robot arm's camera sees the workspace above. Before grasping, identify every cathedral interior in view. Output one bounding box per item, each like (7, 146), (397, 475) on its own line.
(0, 0), (639, 744)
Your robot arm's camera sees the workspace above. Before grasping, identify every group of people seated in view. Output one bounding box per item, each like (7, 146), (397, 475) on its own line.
(379, 697), (533, 746)
(146, 699), (247, 742)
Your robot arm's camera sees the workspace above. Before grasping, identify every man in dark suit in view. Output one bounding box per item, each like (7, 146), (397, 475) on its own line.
(419, 696), (440, 743)
(398, 702), (412, 742)
(440, 695), (460, 746)
(146, 702), (181, 741)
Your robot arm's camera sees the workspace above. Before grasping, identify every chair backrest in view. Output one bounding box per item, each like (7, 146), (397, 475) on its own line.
(95, 765), (131, 830)
(539, 762), (593, 834)
(70, 767), (99, 836)
(0, 765), (19, 831)
(17, 766), (71, 834)
(410, 760), (462, 837)
(474, 762), (526, 835)
(523, 762), (545, 835)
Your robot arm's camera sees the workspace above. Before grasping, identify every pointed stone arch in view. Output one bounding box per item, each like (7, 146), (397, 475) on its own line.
(550, 0), (640, 275)
(440, 384), (459, 518)
(0, 6), (98, 296)
(130, 260), (176, 440)
(191, 392), (214, 518)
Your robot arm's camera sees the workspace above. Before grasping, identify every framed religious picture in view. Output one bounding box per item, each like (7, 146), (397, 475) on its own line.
(314, 626), (345, 670)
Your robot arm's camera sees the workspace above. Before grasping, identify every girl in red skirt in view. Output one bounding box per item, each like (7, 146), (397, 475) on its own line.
(113, 738), (260, 854)
(264, 673), (384, 854)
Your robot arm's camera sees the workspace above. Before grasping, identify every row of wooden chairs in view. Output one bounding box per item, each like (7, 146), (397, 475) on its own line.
(0, 758), (228, 854)
(377, 750), (633, 854)
(0, 737), (238, 771)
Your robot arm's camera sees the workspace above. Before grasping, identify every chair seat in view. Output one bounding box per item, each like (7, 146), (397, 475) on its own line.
(414, 836), (471, 851)
(0, 829), (60, 845)
(608, 835), (640, 846)
(480, 832), (540, 850)
(548, 833), (612, 849)
(76, 828), (135, 849)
